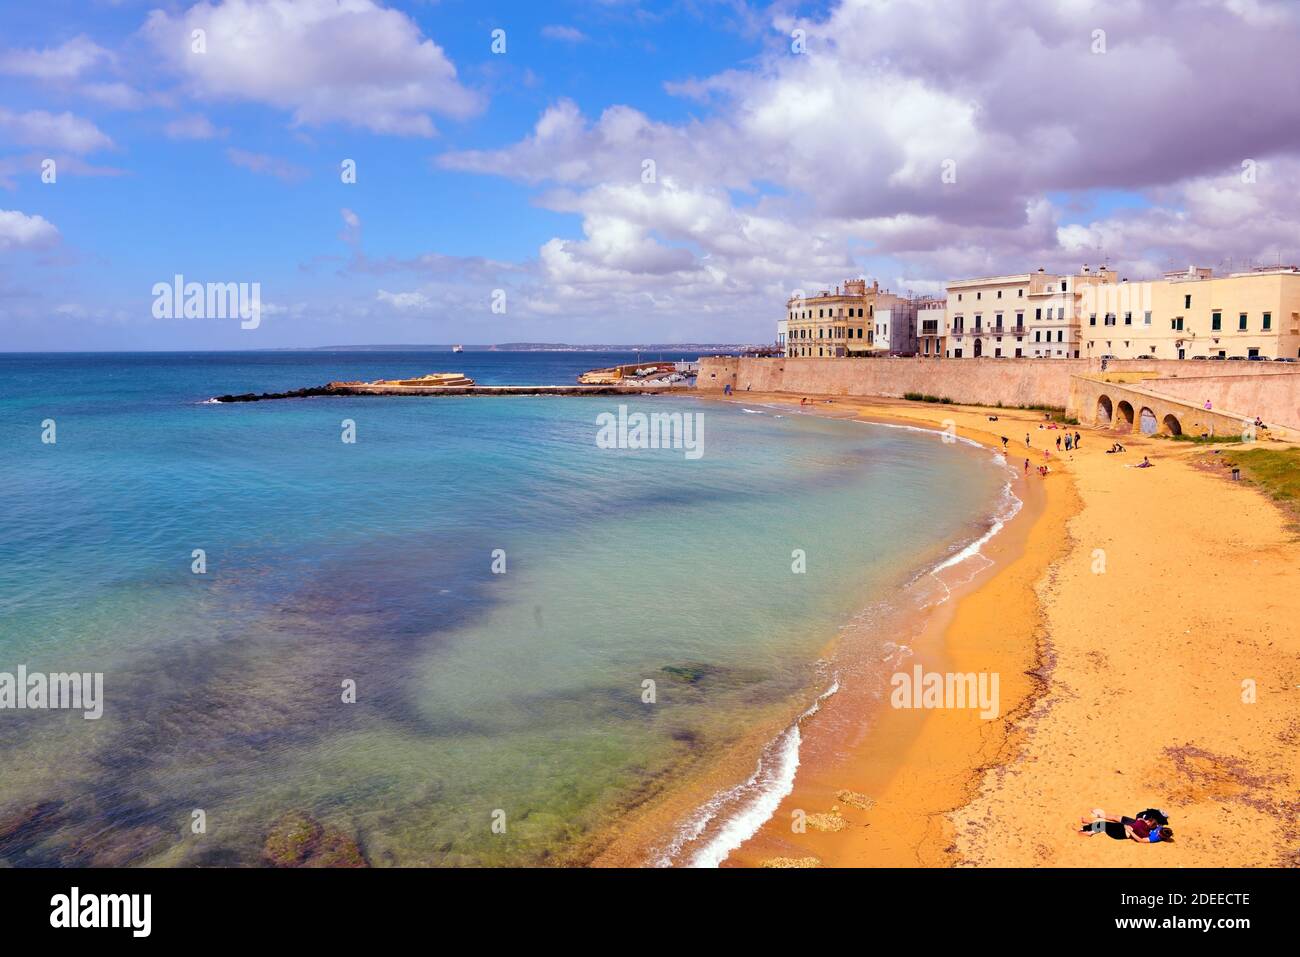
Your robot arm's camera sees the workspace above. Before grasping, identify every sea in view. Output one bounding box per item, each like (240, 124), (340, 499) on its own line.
(0, 351), (1011, 866)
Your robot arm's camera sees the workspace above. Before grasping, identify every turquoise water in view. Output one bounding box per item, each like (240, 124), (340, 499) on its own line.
(0, 352), (1006, 866)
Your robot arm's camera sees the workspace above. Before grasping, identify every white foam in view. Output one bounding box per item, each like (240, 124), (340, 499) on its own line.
(659, 678), (839, 868)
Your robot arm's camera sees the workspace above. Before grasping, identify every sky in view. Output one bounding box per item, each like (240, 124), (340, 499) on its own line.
(2, 0), (1300, 350)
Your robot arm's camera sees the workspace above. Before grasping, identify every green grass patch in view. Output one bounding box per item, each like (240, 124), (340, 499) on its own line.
(1224, 447), (1300, 511)
(1164, 433), (1243, 444)
(903, 392), (953, 404)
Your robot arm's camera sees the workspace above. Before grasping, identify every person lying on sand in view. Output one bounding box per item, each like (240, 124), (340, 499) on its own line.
(1136, 456), (1154, 468)
(1077, 812), (1174, 843)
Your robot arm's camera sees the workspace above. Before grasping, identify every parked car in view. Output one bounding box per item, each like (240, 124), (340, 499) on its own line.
(1228, 355), (1246, 361)
(1191, 355), (1209, 360)
(1210, 354), (1227, 360)
(1135, 355), (1155, 359)
(1247, 354), (1268, 361)
(1099, 354), (1116, 360)
(1273, 356), (1298, 362)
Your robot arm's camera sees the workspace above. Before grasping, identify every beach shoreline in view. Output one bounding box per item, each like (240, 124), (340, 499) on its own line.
(679, 388), (1299, 868)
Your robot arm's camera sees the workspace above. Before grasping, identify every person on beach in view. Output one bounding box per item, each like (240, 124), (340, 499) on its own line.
(1056, 436), (1062, 450)
(1001, 436), (1009, 449)
(1078, 812), (1174, 843)
(1025, 433), (1030, 447)
(1024, 458), (1029, 474)
(1074, 431), (1081, 449)
(1137, 456), (1154, 468)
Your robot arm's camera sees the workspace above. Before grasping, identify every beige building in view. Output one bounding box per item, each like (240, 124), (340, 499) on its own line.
(1081, 265), (1300, 362)
(916, 299), (947, 357)
(944, 266), (1118, 359)
(782, 279), (916, 357)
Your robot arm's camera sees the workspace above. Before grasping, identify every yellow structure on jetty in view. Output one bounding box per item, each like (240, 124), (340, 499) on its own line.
(370, 373), (475, 387)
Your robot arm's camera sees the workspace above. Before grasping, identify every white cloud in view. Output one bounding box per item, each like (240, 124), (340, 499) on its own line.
(541, 25), (588, 43)
(435, 0), (1300, 332)
(165, 114), (224, 140)
(143, 0), (483, 136)
(226, 147), (308, 182)
(0, 209), (60, 249)
(0, 35), (113, 80)
(376, 289), (433, 311)
(0, 108), (113, 154)
(340, 207), (361, 244)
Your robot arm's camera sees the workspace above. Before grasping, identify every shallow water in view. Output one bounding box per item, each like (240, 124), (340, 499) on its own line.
(0, 352), (1006, 866)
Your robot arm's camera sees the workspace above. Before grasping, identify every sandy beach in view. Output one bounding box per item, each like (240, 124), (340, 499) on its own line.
(701, 389), (1300, 868)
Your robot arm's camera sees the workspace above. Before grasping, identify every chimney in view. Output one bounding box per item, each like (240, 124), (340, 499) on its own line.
(1082, 263), (1090, 273)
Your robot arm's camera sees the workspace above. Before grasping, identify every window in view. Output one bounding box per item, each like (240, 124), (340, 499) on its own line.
(995, 347), (1002, 357)
(1124, 312), (1132, 325)
(1089, 314), (1097, 326)
(1144, 311), (1152, 325)
(976, 292), (982, 300)
(1172, 317), (1184, 331)
(1057, 330), (1064, 342)
(1185, 294), (1192, 309)
(1249, 347), (1260, 358)
(957, 293), (963, 302)
(1239, 313), (1247, 331)
(1212, 311), (1221, 331)
(1018, 289), (1024, 298)
(995, 312), (1003, 329)
(997, 290), (1002, 299)
(1057, 308), (1064, 320)
(1034, 330), (1041, 342)
(1263, 311), (1272, 330)
(1035, 308), (1042, 320)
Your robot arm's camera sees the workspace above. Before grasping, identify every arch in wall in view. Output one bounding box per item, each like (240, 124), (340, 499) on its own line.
(1115, 400), (1135, 432)
(974, 338), (983, 357)
(1139, 406), (1158, 435)
(1161, 413), (1183, 436)
(1096, 394), (1113, 426)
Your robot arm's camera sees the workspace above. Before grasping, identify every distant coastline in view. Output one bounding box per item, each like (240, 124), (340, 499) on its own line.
(303, 343), (761, 353)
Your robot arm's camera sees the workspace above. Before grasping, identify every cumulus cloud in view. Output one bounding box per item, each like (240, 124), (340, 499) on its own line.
(435, 0), (1300, 330)
(142, 0), (482, 136)
(0, 108), (114, 154)
(0, 209), (60, 249)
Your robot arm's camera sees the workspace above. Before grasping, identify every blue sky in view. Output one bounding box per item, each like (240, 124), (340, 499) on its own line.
(2, 0), (1298, 350)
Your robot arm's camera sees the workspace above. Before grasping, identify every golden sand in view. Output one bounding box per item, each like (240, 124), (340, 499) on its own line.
(703, 391), (1299, 868)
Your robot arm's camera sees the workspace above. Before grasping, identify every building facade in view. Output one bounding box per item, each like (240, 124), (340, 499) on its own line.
(779, 264), (1300, 362)
(915, 299), (946, 357)
(1080, 266), (1300, 361)
(782, 279), (917, 357)
(945, 266), (1118, 359)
